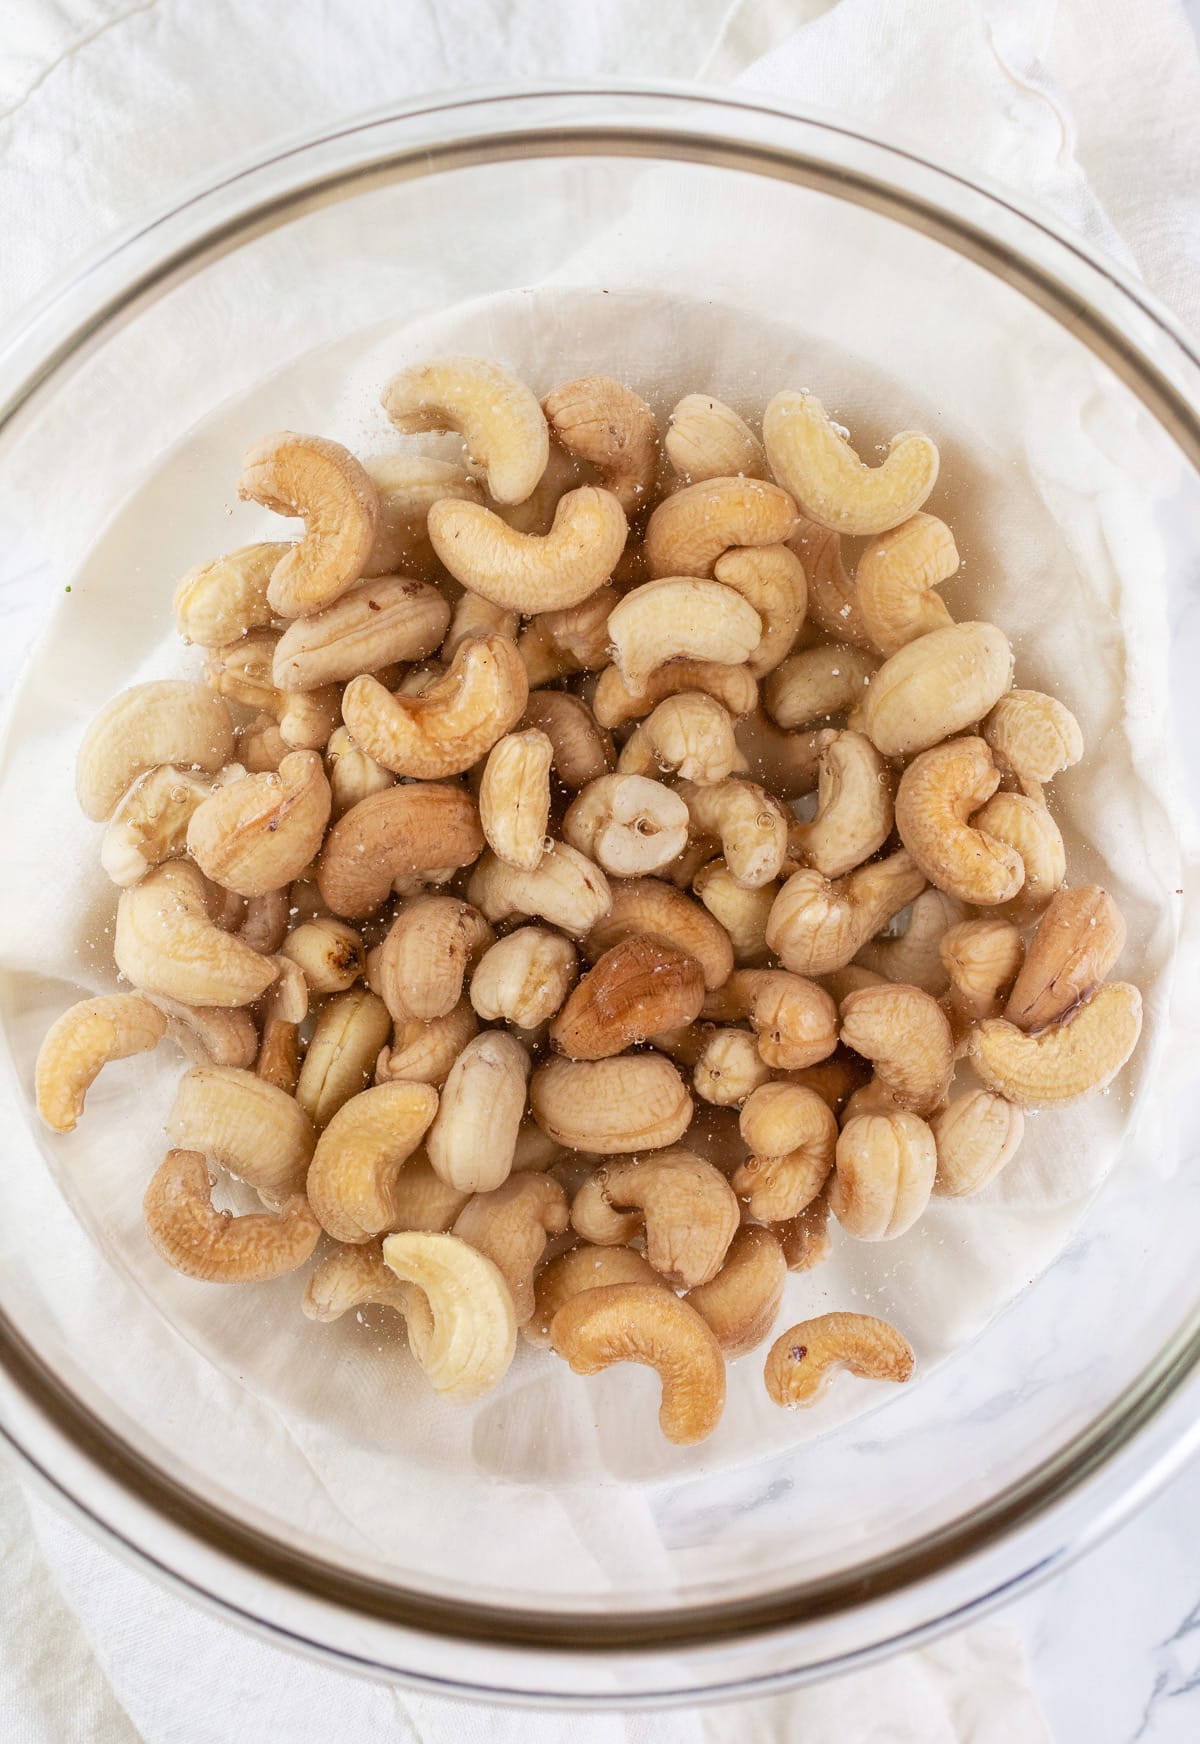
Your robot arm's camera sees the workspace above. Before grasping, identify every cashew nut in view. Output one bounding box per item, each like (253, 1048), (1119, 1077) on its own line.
(732, 1082), (838, 1221)
(520, 689), (615, 789)
(692, 859), (776, 966)
(692, 1027), (773, 1106)
(35, 993), (167, 1133)
(185, 752), (331, 898)
(551, 1283), (726, 1445)
(478, 729), (553, 872)
(203, 631), (342, 751)
(76, 681), (235, 822)
(531, 1053), (693, 1154)
(173, 541), (291, 646)
(931, 1090), (1024, 1197)
(838, 983), (954, 1115)
(317, 784), (483, 919)
(551, 936), (705, 1060)
(582, 876), (733, 991)
(272, 577), (449, 692)
(686, 1226), (786, 1358)
(704, 969), (839, 1071)
(1005, 885), (1125, 1032)
(862, 621), (1014, 758)
(970, 791), (1066, 923)
(144, 1149), (319, 1282)
(380, 356), (548, 505)
(280, 916), (364, 994)
(425, 1031), (530, 1192)
(238, 714), (289, 774)
(570, 1150), (738, 1287)
(342, 632), (528, 778)
(607, 578), (762, 697)
(468, 840), (611, 938)
(563, 773), (690, 877)
(711, 545), (806, 676)
(764, 1311), (914, 1407)
(295, 987), (392, 1128)
(151, 997), (259, 1071)
(237, 431), (378, 617)
(377, 999), (478, 1089)
(381, 1230), (517, 1401)
(674, 778), (788, 891)
(831, 1112), (937, 1240)
(306, 1081), (439, 1243)
(789, 517), (874, 650)
(983, 689), (1083, 796)
(100, 764), (226, 887)
(302, 1239), (421, 1321)
(895, 736), (1025, 906)
(940, 917), (1025, 1031)
(645, 476), (798, 578)
(375, 897), (493, 1025)
(525, 1245), (665, 1348)
(855, 513), (960, 655)
(854, 888), (970, 995)
(469, 928), (577, 1029)
(166, 1065), (316, 1204)
(764, 643), (880, 731)
(255, 955), (308, 1093)
(362, 453), (483, 578)
(320, 726), (391, 820)
(542, 375), (659, 513)
(452, 1174), (569, 1323)
(972, 981), (1143, 1107)
(617, 692), (738, 787)
(386, 1156), (472, 1232)
(787, 730), (893, 880)
(428, 487), (627, 614)
(729, 707), (823, 803)
(233, 889), (290, 956)
(767, 849), (926, 977)
(592, 656), (759, 729)
(115, 862), (278, 1007)
(518, 584), (619, 688)
(778, 1182), (835, 1272)
(665, 395), (766, 484)
(763, 392), (938, 536)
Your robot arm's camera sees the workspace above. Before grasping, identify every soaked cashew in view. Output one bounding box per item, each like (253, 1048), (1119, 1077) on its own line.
(152, 997), (259, 1071)
(100, 764), (225, 887)
(381, 1230), (517, 1401)
(778, 1183), (835, 1272)
(855, 513), (959, 654)
(521, 689), (616, 789)
(272, 577), (449, 691)
(453, 1174), (569, 1323)
(665, 394), (766, 484)
(789, 517), (874, 650)
(551, 936), (705, 1060)
(733, 707), (824, 801)
(237, 713), (289, 775)
(543, 375), (659, 513)
(971, 982), (1142, 1106)
(237, 431), (378, 617)
(764, 643), (880, 730)
(518, 585), (619, 688)
(381, 356), (548, 505)
(233, 889), (290, 956)
(983, 689), (1083, 795)
(583, 877), (733, 991)
(732, 1082), (838, 1221)
(570, 1151), (738, 1288)
(479, 729), (554, 872)
(839, 983), (954, 1115)
(115, 862), (278, 1007)
(35, 994), (167, 1133)
(1005, 885), (1125, 1031)
(317, 784), (483, 919)
(763, 392), (938, 536)
(831, 1112), (937, 1240)
(295, 987), (392, 1129)
(76, 681), (235, 822)
(704, 969), (839, 1071)
(531, 1053), (693, 1154)
(767, 849), (926, 976)
(787, 730), (893, 879)
(254, 956), (307, 1093)
(166, 1065), (316, 1204)
(375, 897), (493, 1024)
(324, 725), (394, 819)
(302, 1240), (421, 1321)
(895, 737), (1024, 906)
(525, 1245), (665, 1348)
(617, 692), (738, 787)
(675, 778), (788, 890)
(765, 1312), (914, 1407)
(563, 773), (690, 877)
(144, 1149), (319, 1282)
(940, 917), (1025, 1031)
(607, 578), (762, 696)
(428, 488), (627, 613)
(281, 916), (364, 994)
(970, 791), (1066, 923)
(376, 998), (477, 1088)
(686, 1226), (786, 1359)
(362, 453), (483, 578)
(693, 1027), (773, 1106)
(186, 752), (331, 897)
(173, 542), (290, 646)
(469, 928), (577, 1029)
(468, 840), (611, 938)
(712, 545), (807, 676)
(203, 631), (342, 751)
(426, 1031), (530, 1193)
(645, 476), (798, 578)
(931, 1090), (1024, 1197)
(854, 888), (970, 996)
(592, 656), (759, 729)
(306, 1081), (439, 1243)
(692, 859), (776, 966)
(862, 621), (1014, 758)
(342, 632), (528, 778)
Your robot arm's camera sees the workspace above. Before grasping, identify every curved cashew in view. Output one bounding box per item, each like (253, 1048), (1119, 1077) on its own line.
(363, 453), (483, 578)
(841, 1076), (907, 1121)
(76, 681), (234, 822)
(173, 541), (290, 646)
(144, 1149), (319, 1282)
(296, 987), (392, 1128)
(444, 591), (518, 662)
(551, 936), (705, 1060)
(570, 1151), (738, 1287)
(324, 726), (394, 819)
(380, 356), (547, 505)
(237, 431), (377, 617)
(375, 897), (492, 1025)
(518, 584), (618, 688)
(645, 476), (797, 578)
(763, 392), (938, 536)
(542, 375), (658, 513)
(983, 689), (1083, 795)
(381, 1230), (517, 1401)
(831, 1112), (937, 1240)
(862, 621), (1015, 758)
(452, 1174), (569, 1323)
(704, 968), (838, 1071)
(686, 1226), (786, 1359)
(272, 577), (449, 691)
(342, 633), (527, 778)
(425, 1031), (530, 1193)
(895, 736), (1024, 905)
(525, 1245), (665, 1348)
(733, 707), (824, 802)
(306, 1081), (439, 1243)
(428, 488), (626, 613)
(787, 729), (893, 880)
(764, 643), (880, 731)
(693, 1027), (773, 1106)
(582, 876), (733, 991)
(303, 1239), (421, 1321)
(592, 656), (758, 729)
(940, 917), (1025, 1031)
(817, 964), (886, 1000)
(692, 859), (776, 966)
(166, 1065), (316, 1204)
(617, 692), (738, 787)
(789, 517), (874, 649)
(281, 916), (363, 995)
(203, 630), (342, 750)
(521, 689), (615, 789)
(531, 1053), (693, 1154)
(675, 778), (788, 890)
(100, 764), (225, 887)
(563, 773), (690, 877)
(316, 784), (483, 919)
(115, 862), (278, 1007)
(839, 984), (954, 1115)
(931, 1091), (1024, 1198)
(478, 729), (553, 873)
(468, 841), (610, 938)
(854, 887), (970, 995)
(1006, 885), (1125, 1033)
(186, 752), (331, 898)
(237, 713), (289, 775)
(970, 792), (1065, 923)
(35, 994), (166, 1133)
(607, 578), (762, 697)
(469, 928), (577, 1030)
(732, 1082), (838, 1220)
(767, 850), (926, 977)
(711, 545), (806, 676)
(551, 1283), (726, 1445)
(377, 999), (477, 1089)
(764, 1311), (914, 1407)
(778, 1182), (835, 1272)
(665, 394), (765, 484)
(855, 513), (959, 655)
(152, 997), (259, 1071)
(970, 982), (1143, 1106)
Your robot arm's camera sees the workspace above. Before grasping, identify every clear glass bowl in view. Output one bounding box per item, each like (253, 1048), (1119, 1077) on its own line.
(0, 86), (1198, 1707)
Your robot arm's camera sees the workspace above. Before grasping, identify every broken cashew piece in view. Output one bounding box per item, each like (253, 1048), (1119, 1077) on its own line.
(452, 1173), (569, 1324)
(317, 784), (483, 919)
(342, 632), (528, 778)
(469, 927), (577, 1029)
(543, 375), (659, 514)
(665, 394), (766, 484)
(375, 896), (492, 1025)
(645, 475), (798, 578)
(525, 1245), (666, 1348)
(855, 513), (959, 655)
(382, 1230), (517, 1401)
(479, 729), (554, 872)
(767, 850), (926, 977)
(686, 1225), (786, 1359)
(583, 877), (733, 991)
(380, 355), (548, 505)
(765, 1311), (914, 1407)
(550, 936), (705, 1060)
(970, 982), (1143, 1106)
(563, 773), (690, 877)
(831, 1112), (937, 1240)
(186, 751), (331, 898)
(895, 736), (1025, 906)
(237, 431), (378, 617)
(115, 862), (278, 1007)
(35, 993), (167, 1133)
(983, 689), (1083, 795)
(675, 778), (788, 890)
(763, 391), (938, 536)
(428, 487), (627, 613)
(144, 1149), (319, 1282)
(254, 956), (307, 1093)
(732, 1081), (838, 1221)
(787, 729), (894, 880)
(531, 1053), (693, 1154)
(306, 1081), (439, 1244)
(1004, 885), (1125, 1031)
(931, 1090), (1024, 1197)
(101, 764), (238, 889)
(468, 841), (611, 938)
(425, 1030), (530, 1193)
(166, 1065), (316, 1205)
(607, 578), (762, 697)
(76, 681), (235, 822)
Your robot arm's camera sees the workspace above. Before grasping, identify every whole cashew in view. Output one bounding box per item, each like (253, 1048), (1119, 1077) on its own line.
(173, 542), (290, 647)
(388, 1157), (472, 1231)
(518, 585), (619, 689)
(525, 1245), (666, 1348)
(186, 751), (331, 898)
(983, 689), (1083, 796)
(35, 993), (167, 1133)
(295, 987), (392, 1128)
(452, 1174), (570, 1324)
(692, 859), (776, 966)
(675, 778), (788, 890)
(531, 1053), (693, 1154)
(100, 764), (228, 887)
(306, 1081), (439, 1243)
(479, 728), (554, 873)
(712, 545), (807, 676)
(543, 375), (659, 513)
(551, 936), (705, 1060)
(317, 784), (483, 919)
(324, 726), (394, 819)
(237, 431), (378, 617)
(854, 887), (970, 995)
(931, 1091), (1024, 1197)
(839, 983), (954, 1115)
(788, 516), (874, 649)
(763, 392), (938, 536)
(237, 714), (289, 774)
(895, 737), (1025, 906)
(582, 876), (733, 991)
(971, 982), (1143, 1107)
(428, 488), (627, 613)
(607, 578), (762, 696)
(272, 576), (449, 691)
(592, 656), (759, 730)
(764, 1311), (914, 1407)
(380, 355), (548, 505)
(469, 928), (577, 1029)
(686, 1225), (786, 1358)
(692, 1027), (773, 1106)
(76, 681), (235, 822)
(281, 916), (364, 994)
(302, 1239), (421, 1321)
(375, 897), (493, 1025)
(521, 689), (616, 789)
(468, 841), (611, 938)
(704, 969), (839, 1070)
(377, 999), (477, 1089)
(831, 1112), (937, 1240)
(764, 643), (880, 731)
(151, 997), (259, 1071)
(855, 513), (960, 655)
(1004, 885), (1125, 1032)
(166, 1065), (316, 1205)
(665, 394), (766, 484)
(342, 632), (528, 778)
(362, 452), (484, 579)
(940, 917), (1025, 1031)
(381, 1230), (518, 1400)
(862, 621), (1015, 758)
(970, 791), (1066, 923)
(732, 1082), (838, 1221)
(767, 850), (926, 976)
(645, 476), (798, 578)
(144, 1149), (319, 1282)
(787, 729), (893, 880)
(115, 862), (278, 1007)
(617, 692), (738, 787)
(425, 1031), (530, 1193)
(563, 773), (690, 877)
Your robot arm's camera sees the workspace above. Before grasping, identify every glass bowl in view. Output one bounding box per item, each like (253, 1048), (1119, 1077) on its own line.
(0, 86), (1198, 1708)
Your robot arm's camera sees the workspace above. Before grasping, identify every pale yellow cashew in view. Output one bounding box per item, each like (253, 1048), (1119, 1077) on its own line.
(551, 936), (705, 1060)
(543, 375), (659, 513)
(272, 576), (450, 691)
(712, 545), (807, 676)
(831, 1111), (937, 1240)
(452, 1174), (570, 1324)
(531, 1053), (693, 1154)
(166, 1065), (317, 1205)
(607, 577), (762, 697)
(280, 916), (364, 995)
(569, 1152), (739, 1288)
(76, 681), (235, 822)
(970, 791), (1066, 924)
(114, 862), (278, 1008)
(763, 391), (939, 536)
(1005, 885), (1125, 1032)
(444, 590), (518, 660)
(296, 988), (392, 1130)
(306, 1081), (439, 1244)
(203, 630), (342, 753)
(982, 689), (1083, 796)
(186, 751), (331, 898)
(479, 728), (554, 873)
(425, 1031), (530, 1193)
(940, 917), (1025, 1032)
(765, 1312), (914, 1407)
(768, 850), (927, 978)
(151, 997), (259, 1071)
(468, 841), (611, 938)
(388, 1158), (472, 1232)
(733, 1082), (838, 1222)
(427, 487), (627, 613)
(788, 517), (875, 649)
(35, 994), (167, 1133)
(520, 689), (616, 790)
(144, 1149), (320, 1282)
(562, 773), (690, 877)
(302, 1240), (422, 1321)
(645, 475), (798, 578)
(787, 729), (894, 880)
(971, 982), (1143, 1106)
(237, 714), (289, 774)
(342, 632), (528, 779)
(855, 513), (960, 655)
(895, 736), (1024, 906)
(839, 983), (955, 1115)
(173, 542), (290, 647)
(382, 1230), (518, 1401)
(862, 621), (1015, 758)
(380, 355), (548, 505)
(675, 778), (789, 890)
(686, 1226), (786, 1359)
(931, 1091), (1024, 1197)
(617, 692), (738, 787)
(361, 453), (484, 579)
(468, 928), (577, 1030)
(100, 764), (228, 887)
(237, 431), (378, 617)
(665, 394), (766, 484)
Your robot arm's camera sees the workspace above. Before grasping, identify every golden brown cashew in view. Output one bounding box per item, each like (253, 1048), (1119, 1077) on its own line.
(563, 773), (690, 877)
(855, 513), (960, 654)
(377, 999), (478, 1089)
(777, 1182), (835, 1272)
(763, 392), (938, 536)
(272, 577), (449, 690)
(767, 850), (926, 977)
(764, 643), (880, 730)
(531, 1053), (693, 1154)
(983, 689), (1083, 795)
(854, 888), (971, 995)
(375, 897), (493, 1025)
(363, 453), (484, 579)
(704, 969), (839, 1071)
(543, 375), (659, 513)
(316, 784), (483, 919)
(551, 1283), (726, 1445)
(831, 1112), (937, 1240)
(617, 692), (739, 787)
(787, 730), (894, 880)
(186, 752), (331, 898)
(115, 862), (278, 1008)
(342, 632), (528, 778)
(380, 356), (548, 505)
(607, 578), (762, 696)
(592, 657), (759, 729)
(551, 936), (705, 1060)
(520, 689), (616, 789)
(862, 621), (1015, 758)
(452, 1174), (570, 1324)
(931, 1091), (1024, 1197)
(645, 475), (798, 577)
(306, 1081), (439, 1243)
(428, 488), (627, 612)
(325, 726), (395, 819)
(732, 1082), (838, 1221)
(468, 841), (611, 938)
(173, 541), (291, 646)
(940, 917), (1025, 1031)
(971, 982), (1143, 1107)
(789, 517), (875, 650)
(712, 545), (807, 676)
(665, 394), (767, 484)
(525, 1245), (666, 1348)
(381, 1230), (517, 1401)
(166, 1066), (317, 1204)
(686, 1226), (786, 1358)
(479, 729), (554, 872)
(76, 681), (235, 822)
(469, 928), (577, 1030)
(237, 431), (378, 617)
(675, 778), (789, 890)
(296, 987), (392, 1129)
(692, 1028), (773, 1106)
(765, 1312), (914, 1407)
(692, 860), (776, 966)
(144, 1150), (319, 1282)
(839, 984), (955, 1116)
(302, 1240), (421, 1321)
(895, 737), (1025, 906)
(35, 994), (167, 1133)
(426, 1031), (530, 1193)
(518, 585), (619, 687)
(100, 764), (230, 888)
(1005, 885), (1125, 1032)
(280, 916), (364, 995)
(583, 877), (734, 991)
(970, 791), (1066, 923)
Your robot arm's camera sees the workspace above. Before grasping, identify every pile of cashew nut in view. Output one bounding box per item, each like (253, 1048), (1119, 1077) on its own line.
(35, 357), (1143, 1447)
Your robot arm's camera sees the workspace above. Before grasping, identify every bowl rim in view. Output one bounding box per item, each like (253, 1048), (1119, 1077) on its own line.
(1, 80), (1198, 1705)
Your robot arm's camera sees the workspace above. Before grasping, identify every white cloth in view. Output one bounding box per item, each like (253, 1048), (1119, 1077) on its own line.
(2, 1), (1199, 1740)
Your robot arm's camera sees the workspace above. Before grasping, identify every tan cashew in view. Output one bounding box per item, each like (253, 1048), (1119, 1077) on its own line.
(983, 689), (1083, 796)
(686, 1226), (786, 1358)
(665, 394), (766, 484)
(233, 889), (290, 956)
(592, 657), (758, 729)
(381, 1230), (517, 1400)
(363, 453), (483, 578)
(763, 392), (938, 536)
(324, 726), (394, 819)
(778, 1182), (835, 1272)
(281, 916), (364, 995)
(607, 578), (762, 696)
(765, 1311), (914, 1407)
(712, 545), (807, 676)
(387, 1157), (472, 1231)
(789, 517), (874, 649)
(443, 592), (517, 662)
(862, 621), (1015, 758)
(376, 999), (477, 1088)
(518, 584), (618, 688)
(380, 356), (547, 504)
(855, 513), (959, 654)
(970, 792), (1065, 924)
(144, 1149), (319, 1282)
(237, 714), (289, 774)
(272, 577), (449, 691)
(302, 1240), (421, 1321)
(733, 708), (824, 802)
(617, 692), (738, 787)
(185, 752), (331, 898)
(203, 630), (341, 750)
(479, 728), (553, 873)
(972, 982), (1143, 1107)
(675, 778), (788, 890)
(76, 681), (234, 822)
(931, 1091), (1024, 1198)
(787, 729), (893, 880)
(35, 994), (166, 1133)
(563, 773), (690, 877)
(542, 375), (658, 513)
(237, 431), (377, 617)
(831, 1112), (937, 1240)
(317, 784), (483, 919)
(166, 1065), (316, 1204)
(531, 1054), (693, 1154)
(296, 988), (392, 1128)
(468, 841), (611, 938)
(570, 1151), (738, 1287)
(173, 541), (290, 646)
(693, 1028), (773, 1106)
(550, 936), (705, 1060)
(306, 1081), (439, 1243)
(151, 998), (259, 1071)
(452, 1174), (569, 1324)
(375, 897), (493, 1025)
(1005, 885), (1125, 1031)
(854, 888), (971, 995)
(525, 1245), (666, 1348)
(940, 917), (1025, 1032)
(692, 859), (776, 966)
(520, 690), (615, 789)
(254, 956), (308, 1093)
(469, 928), (577, 1030)
(704, 969), (838, 1071)
(100, 764), (228, 887)
(425, 1031), (530, 1193)
(895, 737), (1024, 906)
(582, 877), (733, 991)
(115, 862), (278, 1007)
(821, 966), (887, 1004)
(838, 982), (954, 1115)
(428, 488), (626, 613)
(764, 643), (880, 730)
(342, 632), (527, 778)
(767, 850), (926, 976)
(732, 1082), (838, 1220)
(645, 476), (797, 578)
